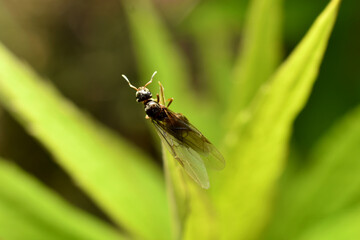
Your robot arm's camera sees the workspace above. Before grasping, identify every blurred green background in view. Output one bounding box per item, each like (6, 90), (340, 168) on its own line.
(0, 0), (358, 239)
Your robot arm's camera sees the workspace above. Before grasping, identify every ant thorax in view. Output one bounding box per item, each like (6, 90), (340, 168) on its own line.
(144, 100), (166, 120)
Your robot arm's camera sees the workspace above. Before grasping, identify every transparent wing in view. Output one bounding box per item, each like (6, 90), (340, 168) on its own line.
(176, 118), (225, 170)
(153, 120), (210, 189)
(156, 109), (225, 170)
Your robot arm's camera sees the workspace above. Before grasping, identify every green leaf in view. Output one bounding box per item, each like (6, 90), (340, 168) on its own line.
(182, 183), (217, 240)
(121, 0), (190, 105)
(296, 205), (360, 240)
(0, 159), (124, 240)
(161, 147), (185, 240)
(265, 105), (360, 239)
(156, 85), (217, 240)
(0, 42), (171, 240)
(185, 1), (246, 107)
(161, 145), (217, 240)
(194, 28), (233, 108)
(228, 0), (282, 114)
(213, 0), (341, 239)
(121, 0), (221, 142)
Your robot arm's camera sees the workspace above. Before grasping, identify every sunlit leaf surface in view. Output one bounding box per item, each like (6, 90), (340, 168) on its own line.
(0, 43), (171, 240)
(0, 0), (347, 239)
(265, 105), (360, 239)
(0, 159), (125, 240)
(214, 0), (341, 239)
(229, 0), (282, 113)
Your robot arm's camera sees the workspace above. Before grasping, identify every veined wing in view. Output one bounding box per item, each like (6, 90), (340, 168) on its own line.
(152, 119), (210, 189)
(155, 109), (225, 170)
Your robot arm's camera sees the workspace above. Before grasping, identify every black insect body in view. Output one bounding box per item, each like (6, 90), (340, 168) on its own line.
(144, 100), (167, 121)
(122, 72), (225, 189)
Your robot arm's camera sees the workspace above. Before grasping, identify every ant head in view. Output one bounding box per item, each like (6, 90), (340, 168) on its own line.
(135, 86), (152, 102)
(122, 71), (157, 102)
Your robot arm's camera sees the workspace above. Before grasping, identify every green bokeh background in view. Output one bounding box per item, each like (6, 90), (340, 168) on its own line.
(0, 0), (358, 239)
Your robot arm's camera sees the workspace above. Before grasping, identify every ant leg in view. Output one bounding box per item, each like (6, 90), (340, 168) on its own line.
(167, 98), (174, 108)
(158, 82), (166, 105)
(156, 94), (160, 103)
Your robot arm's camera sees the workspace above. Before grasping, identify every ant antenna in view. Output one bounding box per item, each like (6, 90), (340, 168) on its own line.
(144, 71), (157, 87)
(122, 74), (138, 91)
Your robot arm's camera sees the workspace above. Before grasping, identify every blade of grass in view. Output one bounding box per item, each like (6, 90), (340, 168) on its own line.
(154, 82), (218, 240)
(181, 1), (249, 108)
(162, 146), (217, 240)
(182, 183), (217, 240)
(194, 29), (233, 108)
(121, 0), (191, 106)
(0, 43), (171, 240)
(213, 0), (341, 239)
(184, 1), (246, 107)
(121, 0), (188, 92)
(265, 105), (360, 239)
(0, 159), (125, 240)
(121, 0), (221, 142)
(227, 0), (283, 115)
(155, 93), (217, 240)
(161, 147), (187, 240)
(296, 205), (360, 240)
